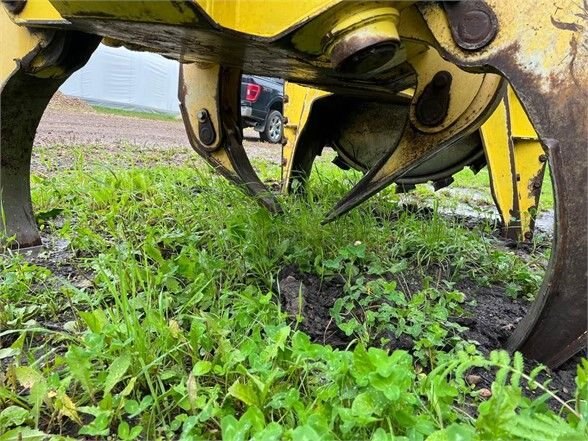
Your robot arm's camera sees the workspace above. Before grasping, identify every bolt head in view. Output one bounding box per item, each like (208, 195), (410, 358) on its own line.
(199, 127), (214, 145)
(524, 232), (533, 240)
(454, 6), (497, 50)
(197, 109), (207, 122)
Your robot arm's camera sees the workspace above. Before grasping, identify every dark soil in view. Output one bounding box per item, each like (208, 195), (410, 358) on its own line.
(276, 264), (581, 407)
(455, 280), (528, 351)
(277, 265), (350, 347)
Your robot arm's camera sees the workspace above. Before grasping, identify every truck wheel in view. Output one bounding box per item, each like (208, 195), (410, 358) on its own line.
(263, 110), (283, 144)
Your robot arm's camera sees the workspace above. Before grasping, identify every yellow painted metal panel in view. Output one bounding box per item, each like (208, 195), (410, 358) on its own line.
(418, 0), (581, 85)
(508, 87), (538, 140)
(14, 0), (65, 23)
(480, 99), (515, 228)
(180, 62), (222, 151)
(0, 7), (42, 85)
(48, 0), (201, 25)
(481, 88), (545, 239)
(282, 81), (329, 189)
(197, 0), (340, 38)
(408, 46), (484, 133)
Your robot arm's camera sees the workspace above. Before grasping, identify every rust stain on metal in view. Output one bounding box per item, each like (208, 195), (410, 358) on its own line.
(529, 173), (543, 198)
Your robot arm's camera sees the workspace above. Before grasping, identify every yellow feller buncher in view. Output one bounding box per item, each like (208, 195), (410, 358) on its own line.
(0, 0), (586, 368)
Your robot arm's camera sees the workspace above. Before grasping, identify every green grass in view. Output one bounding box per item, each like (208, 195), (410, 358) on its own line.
(0, 156), (584, 440)
(92, 105), (180, 122)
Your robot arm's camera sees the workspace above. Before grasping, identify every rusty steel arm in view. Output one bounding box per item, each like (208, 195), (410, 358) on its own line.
(179, 63), (282, 213)
(417, 0), (587, 367)
(1, 5), (100, 248)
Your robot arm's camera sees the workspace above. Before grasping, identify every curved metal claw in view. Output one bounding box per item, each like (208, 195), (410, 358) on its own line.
(282, 88), (412, 195)
(179, 63), (282, 213)
(418, 0), (587, 368)
(0, 7), (99, 249)
(324, 73), (504, 223)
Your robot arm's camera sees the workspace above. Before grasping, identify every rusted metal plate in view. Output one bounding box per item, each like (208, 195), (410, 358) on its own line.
(30, 18), (416, 101)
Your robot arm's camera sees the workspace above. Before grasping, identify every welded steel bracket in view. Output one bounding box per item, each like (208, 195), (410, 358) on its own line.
(480, 87), (547, 241)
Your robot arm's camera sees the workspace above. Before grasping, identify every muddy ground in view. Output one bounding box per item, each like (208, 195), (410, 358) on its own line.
(276, 265), (580, 408)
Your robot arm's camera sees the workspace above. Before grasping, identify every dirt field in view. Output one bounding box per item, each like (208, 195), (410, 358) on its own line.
(35, 106), (282, 164)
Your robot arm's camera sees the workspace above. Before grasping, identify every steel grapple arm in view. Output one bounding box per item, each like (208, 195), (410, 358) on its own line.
(0, 0), (585, 368)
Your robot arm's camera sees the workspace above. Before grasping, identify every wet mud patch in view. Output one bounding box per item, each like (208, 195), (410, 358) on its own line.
(455, 280), (528, 352)
(454, 280), (581, 405)
(277, 264), (528, 353)
(277, 265), (350, 348)
(276, 264), (580, 405)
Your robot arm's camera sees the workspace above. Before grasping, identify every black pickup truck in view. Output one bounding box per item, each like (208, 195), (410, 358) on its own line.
(240, 75), (284, 144)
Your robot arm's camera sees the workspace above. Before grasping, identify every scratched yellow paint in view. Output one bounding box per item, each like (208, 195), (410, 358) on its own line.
(480, 99), (516, 228)
(481, 87), (544, 239)
(508, 89), (545, 236)
(418, 0), (585, 93)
